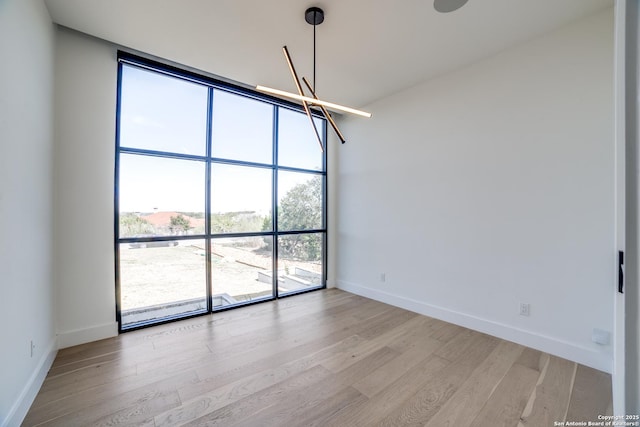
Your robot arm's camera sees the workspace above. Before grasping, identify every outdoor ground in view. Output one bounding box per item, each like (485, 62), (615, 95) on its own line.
(119, 240), (321, 325)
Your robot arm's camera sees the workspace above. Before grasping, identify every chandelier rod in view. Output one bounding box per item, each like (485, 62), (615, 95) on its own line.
(255, 6), (371, 148)
(313, 9), (316, 91)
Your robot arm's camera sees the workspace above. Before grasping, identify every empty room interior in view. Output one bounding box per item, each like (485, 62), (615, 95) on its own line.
(1, 0), (639, 426)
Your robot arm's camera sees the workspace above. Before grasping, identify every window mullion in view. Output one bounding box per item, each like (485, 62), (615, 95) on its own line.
(205, 87), (214, 313)
(272, 105), (279, 299)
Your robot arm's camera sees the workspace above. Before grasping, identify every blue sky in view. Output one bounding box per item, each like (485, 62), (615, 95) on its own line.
(118, 64), (324, 214)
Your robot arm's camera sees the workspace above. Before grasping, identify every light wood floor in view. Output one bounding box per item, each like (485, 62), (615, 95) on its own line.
(24, 289), (612, 426)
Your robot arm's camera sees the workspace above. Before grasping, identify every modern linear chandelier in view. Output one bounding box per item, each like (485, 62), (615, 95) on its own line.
(256, 7), (371, 150)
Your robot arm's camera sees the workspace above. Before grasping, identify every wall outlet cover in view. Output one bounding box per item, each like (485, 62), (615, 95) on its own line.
(591, 328), (610, 345)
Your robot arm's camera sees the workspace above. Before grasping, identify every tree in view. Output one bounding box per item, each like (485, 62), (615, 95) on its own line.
(120, 213), (154, 237)
(210, 212), (235, 234)
(169, 214), (192, 234)
(268, 176), (322, 260)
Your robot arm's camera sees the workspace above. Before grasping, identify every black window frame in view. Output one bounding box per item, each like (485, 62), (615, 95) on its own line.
(114, 52), (328, 332)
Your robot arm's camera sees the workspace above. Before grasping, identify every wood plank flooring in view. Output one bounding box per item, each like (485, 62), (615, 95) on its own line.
(23, 289), (613, 426)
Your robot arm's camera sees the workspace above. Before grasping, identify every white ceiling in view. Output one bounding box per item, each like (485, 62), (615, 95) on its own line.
(44, 0), (613, 108)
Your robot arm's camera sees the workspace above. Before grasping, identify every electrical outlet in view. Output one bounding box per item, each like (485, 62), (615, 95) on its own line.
(30, 340), (35, 358)
(380, 273), (386, 282)
(519, 303), (530, 317)
(592, 328), (610, 345)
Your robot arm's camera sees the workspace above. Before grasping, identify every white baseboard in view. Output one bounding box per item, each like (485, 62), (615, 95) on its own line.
(337, 280), (612, 373)
(57, 321), (118, 349)
(2, 337), (57, 427)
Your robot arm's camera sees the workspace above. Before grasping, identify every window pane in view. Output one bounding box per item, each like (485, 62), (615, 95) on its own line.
(278, 233), (323, 294)
(277, 171), (323, 231)
(211, 90), (273, 164)
(278, 108), (324, 171)
(119, 240), (207, 327)
(120, 65), (208, 155)
(119, 154), (205, 238)
(210, 164), (272, 234)
(211, 236), (273, 308)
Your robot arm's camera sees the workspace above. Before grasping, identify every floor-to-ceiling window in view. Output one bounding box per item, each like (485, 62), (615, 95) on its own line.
(115, 53), (327, 331)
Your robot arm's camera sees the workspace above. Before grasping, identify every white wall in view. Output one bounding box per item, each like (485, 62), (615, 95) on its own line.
(0, 0), (56, 425)
(54, 28), (118, 347)
(327, 133), (340, 288)
(337, 9), (615, 372)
